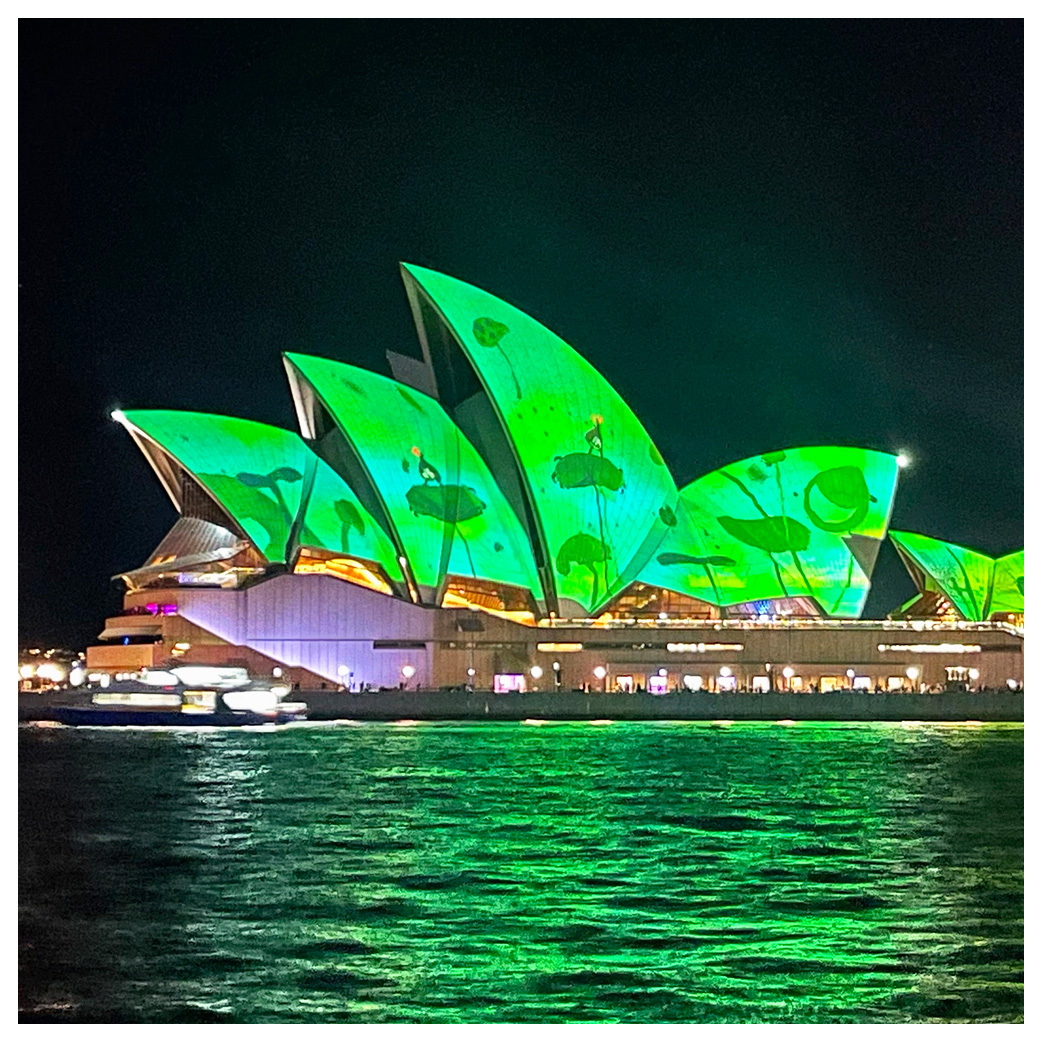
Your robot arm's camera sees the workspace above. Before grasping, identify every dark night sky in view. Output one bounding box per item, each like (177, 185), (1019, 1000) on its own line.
(19, 19), (1023, 648)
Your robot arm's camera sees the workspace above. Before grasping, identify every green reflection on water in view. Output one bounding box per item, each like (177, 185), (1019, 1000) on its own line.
(20, 722), (1022, 1023)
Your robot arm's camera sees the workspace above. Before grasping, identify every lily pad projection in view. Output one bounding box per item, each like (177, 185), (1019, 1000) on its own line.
(473, 317), (509, 347)
(804, 466), (876, 533)
(406, 484), (486, 523)
(656, 551), (737, 605)
(551, 452), (625, 491)
(199, 472), (296, 560)
(556, 532), (612, 604)
(656, 553), (736, 568)
(717, 515), (811, 554)
(658, 504), (677, 527)
(334, 499), (365, 552)
(238, 468), (302, 527)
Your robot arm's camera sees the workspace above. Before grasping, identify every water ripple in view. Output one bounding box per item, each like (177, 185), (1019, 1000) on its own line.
(19, 721), (1022, 1023)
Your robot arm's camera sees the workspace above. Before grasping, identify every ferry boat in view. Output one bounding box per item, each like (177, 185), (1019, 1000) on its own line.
(38, 665), (308, 727)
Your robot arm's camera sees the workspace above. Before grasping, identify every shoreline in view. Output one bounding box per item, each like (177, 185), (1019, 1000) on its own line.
(18, 687), (1023, 724)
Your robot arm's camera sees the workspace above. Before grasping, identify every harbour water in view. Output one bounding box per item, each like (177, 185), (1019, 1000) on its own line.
(19, 721), (1023, 1023)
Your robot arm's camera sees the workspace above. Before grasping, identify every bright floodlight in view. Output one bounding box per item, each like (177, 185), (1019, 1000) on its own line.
(896, 452), (911, 469)
(530, 665), (543, 679)
(906, 666), (920, 679)
(401, 665), (416, 679)
(593, 666), (607, 679)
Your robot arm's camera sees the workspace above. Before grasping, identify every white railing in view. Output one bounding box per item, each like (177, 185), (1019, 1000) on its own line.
(540, 617), (1024, 638)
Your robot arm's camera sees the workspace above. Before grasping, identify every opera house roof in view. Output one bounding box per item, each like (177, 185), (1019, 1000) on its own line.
(113, 263), (1021, 622)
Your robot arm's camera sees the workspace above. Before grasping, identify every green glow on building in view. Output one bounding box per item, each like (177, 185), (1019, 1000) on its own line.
(120, 410), (402, 580)
(640, 447), (899, 617)
(401, 264), (678, 615)
(890, 531), (1024, 620)
(284, 353), (544, 602)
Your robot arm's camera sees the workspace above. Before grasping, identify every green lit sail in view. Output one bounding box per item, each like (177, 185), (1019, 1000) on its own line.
(401, 264), (678, 615)
(640, 447), (899, 616)
(298, 454), (404, 582)
(284, 353), (543, 602)
(890, 531), (1023, 620)
(991, 550), (1025, 615)
(119, 410), (402, 580)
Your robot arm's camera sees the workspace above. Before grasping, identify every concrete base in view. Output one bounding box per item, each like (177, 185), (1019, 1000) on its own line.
(293, 688), (1024, 722)
(18, 687), (1023, 723)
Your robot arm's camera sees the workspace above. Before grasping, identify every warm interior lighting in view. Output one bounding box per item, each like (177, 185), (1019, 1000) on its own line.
(294, 552), (392, 595)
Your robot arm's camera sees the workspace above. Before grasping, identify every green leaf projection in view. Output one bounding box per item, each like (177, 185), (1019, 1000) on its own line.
(284, 353), (543, 602)
(890, 531), (1023, 620)
(119, 411), (401, 580)
(401, 263), (678, 614)
(638, 447), (899, 616)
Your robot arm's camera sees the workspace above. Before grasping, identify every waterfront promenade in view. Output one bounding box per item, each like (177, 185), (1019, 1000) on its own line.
(18, 687), (1024, 723)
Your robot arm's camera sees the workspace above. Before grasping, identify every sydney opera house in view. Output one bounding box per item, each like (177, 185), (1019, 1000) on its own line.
(88, 264), (1023, 693)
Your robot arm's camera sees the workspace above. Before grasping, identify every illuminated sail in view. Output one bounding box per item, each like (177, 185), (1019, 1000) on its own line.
(401, 263), (678, 615)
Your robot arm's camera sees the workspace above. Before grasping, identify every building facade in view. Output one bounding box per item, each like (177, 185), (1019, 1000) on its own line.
(89, 264), (1023, 690)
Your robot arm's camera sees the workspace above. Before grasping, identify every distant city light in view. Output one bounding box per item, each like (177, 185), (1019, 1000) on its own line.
(782, 667), (795, 679)
(36, 663), (65, 683)
(593, 666), (607, 679)
(969, 668), (980, 681)
(658, 668), (667, 677)
(401, 665), (416, 679)
(719, 666), (732, 677)
(530, 665), (543, 679)
(905, 666), (920, 680)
